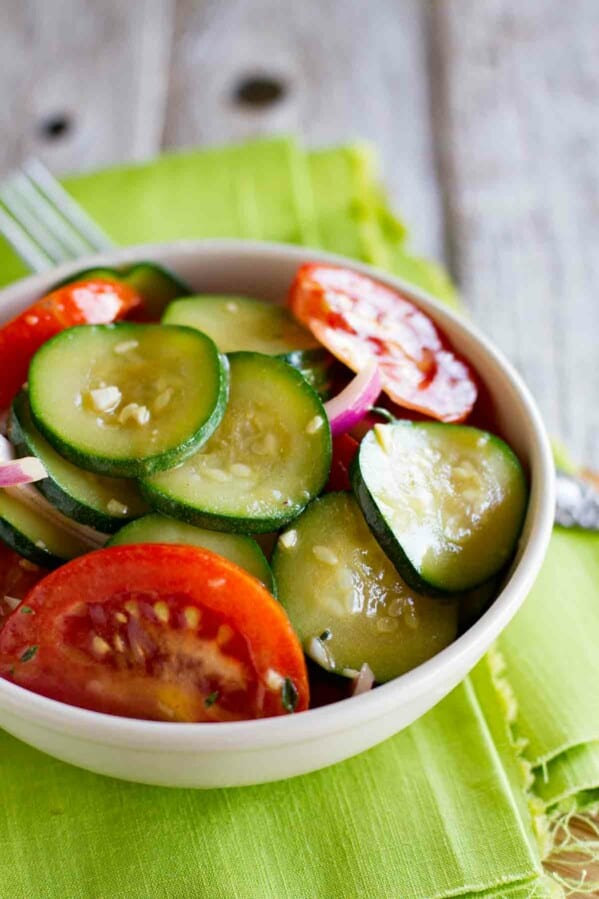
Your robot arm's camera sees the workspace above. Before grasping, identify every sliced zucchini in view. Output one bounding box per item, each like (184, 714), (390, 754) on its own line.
(0, 486), (105, 568)
(29, 323), (228, 477)
(162, 295), (320, 356)
(142, 352), (332, 533)
(163, 295), (335, 397)
(107, 513), (275, 594)
(56, 262), (191, 319)
(9, 390), (148, 533)
(352, 421), (528, 594)
(272, 492), (458, 683)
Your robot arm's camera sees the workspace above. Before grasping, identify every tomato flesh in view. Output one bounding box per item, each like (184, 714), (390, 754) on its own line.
(0, 279), (142, 410)
(289, 264), (478, 423)
(0, 544), (308, 722)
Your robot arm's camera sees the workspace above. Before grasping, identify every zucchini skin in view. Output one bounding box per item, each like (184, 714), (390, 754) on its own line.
(9, 392), (146, 534)
(0, 517), (63, 569)
(137, 487), (301, 535)
(350, 456), (446, 596)
(351, 424), (528, 596)
(29, 325), (230, 478)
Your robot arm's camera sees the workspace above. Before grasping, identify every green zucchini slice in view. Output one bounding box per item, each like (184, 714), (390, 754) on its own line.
(142, 352), (332, 533)
(55, 262), (191, 319)
(272, 492), (458, 683)
(107, 513), (275, 594)
(29, 323), (228, 477)
(9, 391), (148, 533)
(0, 487), (105, 568)
(162, 295), (320, 356)
(162, 294), (335, 397)
(352, 421), (528, 594)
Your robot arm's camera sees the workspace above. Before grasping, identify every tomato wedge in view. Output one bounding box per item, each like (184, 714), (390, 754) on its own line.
(0, 544), (308, 722)
(289, 264), (478, 423)
(0, 279), (142, 411)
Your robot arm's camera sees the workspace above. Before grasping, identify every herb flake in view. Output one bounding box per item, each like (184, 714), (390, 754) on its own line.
(204, 691), (220, 708)
(281, 677), (299, 714)
(20, 645), (38, 663)
(20, 606), (34, 615)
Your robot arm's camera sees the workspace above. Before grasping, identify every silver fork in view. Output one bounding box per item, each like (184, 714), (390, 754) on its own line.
(0, 158), (597, 531)
(0, 157), (113, 272)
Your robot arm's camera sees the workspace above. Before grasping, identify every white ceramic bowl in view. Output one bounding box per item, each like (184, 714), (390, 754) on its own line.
(0, 240), (555, 788)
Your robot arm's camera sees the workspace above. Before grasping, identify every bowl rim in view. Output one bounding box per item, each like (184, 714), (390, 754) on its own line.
(0, 238), (556, 750)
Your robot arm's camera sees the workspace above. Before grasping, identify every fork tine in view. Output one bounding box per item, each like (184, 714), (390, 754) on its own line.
(9, 172), (94, 258)
(23, 158), (113, 252)
(0, 182), (71, 265)
(0, 206), (54, 273)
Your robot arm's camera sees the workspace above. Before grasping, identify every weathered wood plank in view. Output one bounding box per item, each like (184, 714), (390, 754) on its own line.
(430, 0), (599, 463)
(165, 0), (445, 259)
(0, 0), (175, 178)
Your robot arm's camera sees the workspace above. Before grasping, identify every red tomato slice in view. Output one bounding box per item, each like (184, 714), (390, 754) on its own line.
(0, 279), (142, 411)
(289, 263), (478, 423)
(0, 544), (309, 722)
(0, 543), (48, 625)
(326, 433), (359, 492)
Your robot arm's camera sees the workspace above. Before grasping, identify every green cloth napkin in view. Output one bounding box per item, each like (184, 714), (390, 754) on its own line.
(0, 137), (597, 899)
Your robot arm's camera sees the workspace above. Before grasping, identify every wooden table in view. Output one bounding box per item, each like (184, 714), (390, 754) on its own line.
(1, 0), (597, 465)
(1, 0), (597, 892)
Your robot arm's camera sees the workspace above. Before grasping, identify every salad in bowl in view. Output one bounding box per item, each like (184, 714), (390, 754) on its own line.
(0, 242), (553, 786)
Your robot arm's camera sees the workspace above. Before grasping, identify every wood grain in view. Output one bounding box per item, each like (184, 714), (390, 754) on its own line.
(0, 0), (174, 176)
(165, 0), (445, 260)
(430, 0), (599, 463)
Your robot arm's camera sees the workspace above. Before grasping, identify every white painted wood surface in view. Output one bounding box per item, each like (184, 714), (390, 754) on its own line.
(0, 0), (597, 464)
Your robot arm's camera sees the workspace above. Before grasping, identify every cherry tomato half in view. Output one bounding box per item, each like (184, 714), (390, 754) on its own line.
(289, 264), (478, 423)
(0, 544), (309, 722)
(0, 279), (142, 410)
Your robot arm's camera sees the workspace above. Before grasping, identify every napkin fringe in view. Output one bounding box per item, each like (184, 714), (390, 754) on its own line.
(543, 809), (599, 895)
(487, 646), (599, 894)
(487, 645), (552, 858)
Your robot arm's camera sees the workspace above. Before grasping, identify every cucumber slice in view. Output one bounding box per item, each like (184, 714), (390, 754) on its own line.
(142, 352), (332, 533)
(163, 295), (320, 356)
(352, 421), (528, 594)
(107, 513), (275, 594)
(29, 323), (228, 477)
(272, 492), (458, 683)
(0, 486), (104, 568)
(56, 262), (191, 319)
(9, 391), (148, 533)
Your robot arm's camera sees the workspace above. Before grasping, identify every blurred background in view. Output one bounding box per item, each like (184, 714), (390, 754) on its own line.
(1, 0), (597, 464)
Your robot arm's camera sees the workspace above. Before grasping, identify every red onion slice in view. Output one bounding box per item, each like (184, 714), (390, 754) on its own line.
(0, 457), (47, 487)
(324, 361), (382, 437)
